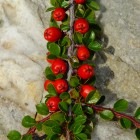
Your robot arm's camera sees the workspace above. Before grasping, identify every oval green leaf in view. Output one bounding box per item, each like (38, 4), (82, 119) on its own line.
(100, 110), (114, 120)
(36, 103), (49, 115)
(7, 130), (21, 140)
(22, 116), (36, 128)
(120, 118), (132, 129)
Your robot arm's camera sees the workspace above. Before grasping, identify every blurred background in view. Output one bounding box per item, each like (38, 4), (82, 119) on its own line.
(0, 0), (139, 139)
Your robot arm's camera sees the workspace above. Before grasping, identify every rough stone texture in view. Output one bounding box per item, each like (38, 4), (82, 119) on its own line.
(0, 0), (139, 140)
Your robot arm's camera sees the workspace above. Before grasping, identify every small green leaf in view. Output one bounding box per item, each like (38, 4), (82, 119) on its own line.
(72, 103), (83, 115)
(113, 99), (128, 112)
(46, 74), (56, 81)
(82, 30), (95, 46)
(84, 9), (95, 24)
(52, 126), (62, 134)
(73, 124), (85, 134)
(75, 8), (84, 18)
(135, 129), (140, 140)
(135, 107), (140, 120)
(60, 92), (70, 100)
(50, 112), (66, 123)
(48, 43), (61, 56)
(120, 118), (132, 129)
(7, 130), (21, 140)
(46, 134), (60, 140)
(61, 1), (69, 8)
(44, 120), (59, 127)
(84, 106), (94, 114)
(50, 0), (60, 7)
(85, 90), (101, 104)
(36, 103), (49, 115)
(60, 25), (70, 31)
(73, 32), (83, 44)
(45, 67), (53, 76)
(69, 76), (80, 87)
(86, 1), (100, 11)
(46, 7), (56, 12)
(70, 89), (80, 99)
(35, 123), (43, 131)
(88, 41), (102, 51)
(22, 116), (36, 128)
(56, 74), (63, 79)
(59, 102), (69, 113)
(59, 36), (71, 47)
(47, 84), (57, 96)
(22, 134), (32, 140)
(100, 110), (114, 120)
(75, 133), (87, 140)
(74, 115), (87, 124)
(47, 54), (57, 59)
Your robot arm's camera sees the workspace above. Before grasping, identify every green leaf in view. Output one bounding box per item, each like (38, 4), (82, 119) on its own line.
(75, 133), (87, 140)
(60, 25), (70, 31)
(60, 92), (70, 100)
(61, 1), (69, 8)
(47, 84), (57, 96)
(135, 129), (140, 140)
(100, 110), (114, 120)
(82, 30), (95, 46)
(88, 41), (102, 51)
(46, 74), (56, 81)
(73, 32), (83, 44)
(86, 1), (100, 11)
(59, 36), (71, 47)
(48, 43), (61, 56)
(56, 74), (63, 79)
(22, 134), (32, 140)
(70, 89), (80, 99)
(85, 90), (101, 104)
(22, 116), (36, 128)
(84, 9), (95, 24)
(45, 67), (53, 76)
(7, 130), (21, 140)
(47, 54), (57, 59)
(36, 103), (49, 115)
(50, 112), (66, 123)
(52, 126), (62, 134)
(35, 123), (43, 131)
(59, 102), (69, 113)
(96, 95), (105, 105)
(75, 8), (85, 18)
(72, 103), (83, 115)
(44, 120), (59, 127)
(46, 7), (56, 12)
(113, 99), (128, 112)
(74, 115), (87, 124)
(120, 118), (132, 129)
(46, 134), (60, 140)
(84, 106), (94, 114)
(50, 0), (60, 7)
(73, 124), (85, 134)
(135, 107), (140, 120)
(69, 76), (80, 87)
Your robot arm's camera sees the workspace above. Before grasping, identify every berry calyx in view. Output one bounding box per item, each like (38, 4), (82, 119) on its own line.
(54, 79), (68, 94)
(77, 45), (90, 60)
(46, 96), (61, 111)
(75, 0), (86, 4)
(44, 80), (54, 91)
(51, 58), (67, 75)
(80, 85), (96, 98)
(53, 8), (66, 21)
(74, 18), (89, 34)
(77, 64), (94, 79)
(46, 52), (56, 64)
(44, 27), (62, 42)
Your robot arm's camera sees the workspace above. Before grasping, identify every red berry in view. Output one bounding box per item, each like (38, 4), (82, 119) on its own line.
(54, 79), (68, 94)
(77, 64), (94, 79)
(53, 8), (66, 21)
(75, 0), (86, 4)
(80, 85), (96, 98)
(74, 18), (89, 34)
(46, 52), (56, 64)
(44, 80), (54, 91)
(77, 45), (90, 60)
(51, 59), (67, 75)
(46, 96), (61, 111)
(44, 27), (62, 42)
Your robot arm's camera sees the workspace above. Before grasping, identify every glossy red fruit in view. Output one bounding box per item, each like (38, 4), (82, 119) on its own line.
(75, 0), (86, 4)
(44, 80), (54, 91)
(77, 64), (94, 79)
(46, 52), (56, 64)
(80, 85), (96, 98)
(46, 96), (61, 111)
(74, 18), (89, 34)
(77, 45), (90, 60)
(51, 59), (67, 75)
(53, 8), (66, 21)
(54, 79), (68, 94)
(44, 27), (62, 42)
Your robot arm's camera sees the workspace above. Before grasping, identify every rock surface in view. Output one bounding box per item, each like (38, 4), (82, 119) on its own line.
(0, 0), (139, 140)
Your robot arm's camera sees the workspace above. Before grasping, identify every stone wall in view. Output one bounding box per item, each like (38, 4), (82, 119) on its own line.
(0, 0), (139, 139)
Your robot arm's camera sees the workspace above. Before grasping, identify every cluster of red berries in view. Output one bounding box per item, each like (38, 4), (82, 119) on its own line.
(44, 0), (96, 112)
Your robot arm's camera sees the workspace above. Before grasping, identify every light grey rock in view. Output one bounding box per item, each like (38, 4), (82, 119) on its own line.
(0, 0), (139, 140)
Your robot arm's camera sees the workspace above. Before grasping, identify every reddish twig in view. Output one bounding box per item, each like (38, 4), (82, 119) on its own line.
(87, 104), (140, 128)
(25, 112), (53, 135)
